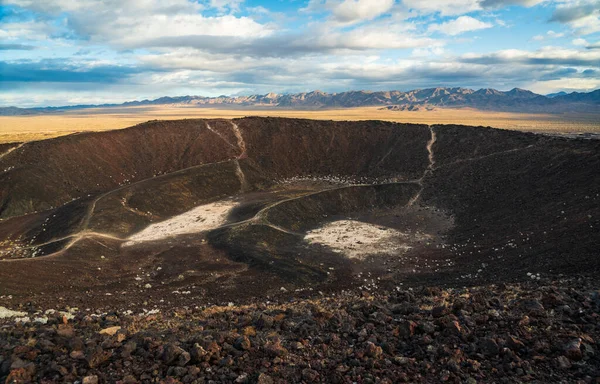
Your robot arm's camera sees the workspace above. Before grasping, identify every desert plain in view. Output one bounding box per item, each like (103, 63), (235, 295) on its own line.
(1, 105), (599, 144)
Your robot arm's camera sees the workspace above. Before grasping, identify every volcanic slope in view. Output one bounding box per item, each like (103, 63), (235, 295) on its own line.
(0, 117), (598, 309)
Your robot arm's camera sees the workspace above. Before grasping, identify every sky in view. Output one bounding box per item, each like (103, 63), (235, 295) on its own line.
(0, 0), (599, 107)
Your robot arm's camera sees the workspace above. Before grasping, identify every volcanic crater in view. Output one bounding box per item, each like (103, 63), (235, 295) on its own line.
(0, 117), (598, 309)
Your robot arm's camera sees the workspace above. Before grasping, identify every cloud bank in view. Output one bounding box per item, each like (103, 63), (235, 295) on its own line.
(0, 0), (598, 106)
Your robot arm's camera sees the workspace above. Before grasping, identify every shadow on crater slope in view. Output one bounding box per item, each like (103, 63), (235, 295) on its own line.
(0, 117), (597, 309)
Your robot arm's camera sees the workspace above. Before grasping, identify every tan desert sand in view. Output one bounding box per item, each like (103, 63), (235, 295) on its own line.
(0, 105), (599, 144)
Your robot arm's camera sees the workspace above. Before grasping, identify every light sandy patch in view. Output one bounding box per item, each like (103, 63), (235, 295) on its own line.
(0, 306), (27, 319)
(124, 200), (237, 246)
(304, 220), (419, 259)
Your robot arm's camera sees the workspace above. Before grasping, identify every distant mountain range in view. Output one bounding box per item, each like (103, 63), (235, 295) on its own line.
(546, 91), (568, 98)
(2, 87), (599, 115)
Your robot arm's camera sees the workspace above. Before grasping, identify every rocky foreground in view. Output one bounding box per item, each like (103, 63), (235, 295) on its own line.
(1, 277), (598, 383)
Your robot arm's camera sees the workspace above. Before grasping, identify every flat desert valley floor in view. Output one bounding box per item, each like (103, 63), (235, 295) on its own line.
(1, 105), (599, 143)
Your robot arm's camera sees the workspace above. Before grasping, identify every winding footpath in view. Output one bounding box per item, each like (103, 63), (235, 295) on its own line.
(0, 143), (24, 161)
(0, 121), (446, 259)
(231, 121), (249, 192)
(407, 125), (437, 206)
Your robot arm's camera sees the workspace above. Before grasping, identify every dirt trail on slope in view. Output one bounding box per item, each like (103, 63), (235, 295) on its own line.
(0, 143), (24, 161)
(408, 125), (437, 206)
(231, 121), (247, 159)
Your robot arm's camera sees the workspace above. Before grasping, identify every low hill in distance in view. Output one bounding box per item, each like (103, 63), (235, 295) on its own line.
(3, 87), (599, 115)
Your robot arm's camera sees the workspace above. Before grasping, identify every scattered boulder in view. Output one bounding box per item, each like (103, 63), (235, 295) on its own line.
(56, 324), (75, 338)
(99, 326), (121, 336)
(302, 368), (319, 381)
(556, 356), (572, 369)
(162, 343), (185, 365)
(419, 321), (436, 334)
(234, 336), (251, 351)
(0, 278), (598, 383)
(520, 299), (545, 314)
(264, 339), (287, 357)
(364, 341), (383, 358)
(82, 375), (99, 384)
(564, 338), (583, 361)
(396, 320), (417, 338)
(87, 346), (112, 368)
(190, 343), (208, 363)
(432, 305), (449, 318)
(479, 338), (499, 357)
(257, 373), (274, 384)
(507, 336), (525, 351)
(177, 351), (191, 367)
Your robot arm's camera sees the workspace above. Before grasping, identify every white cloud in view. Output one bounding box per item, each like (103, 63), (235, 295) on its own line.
(5, 0), (203, 15)
(461, 46), (600, 66)
(302, 0), (396, 25)
(2, 0), (600, 106)
(429, 16), (493, 35)
(4, 0), (272, 49)
(550, 0), (600, 35)
(402, 0), (547, 16)
(532, 30), (566, 41)
(547, 30), (565, 38)
(0, 20), (56, 41)
(113, 11), (438, 56)
(527, 77), (600, 94)
(134, 22), (439, 63)
(138, 48), (273, 72)
(566, 14), (600, 35)
(314, 22), (437, 50)
(480, 0), (547, 8)
(331, 0), (395, 23)
(402, 0), (481, 16)
(114, 15), (271, 48)
(411, 46), (447, 57)
(2, 47), (598, 107)
(207, 0), (245, 13)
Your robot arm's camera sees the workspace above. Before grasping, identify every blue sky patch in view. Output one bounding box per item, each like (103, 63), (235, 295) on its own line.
(0, 0), (598, 106)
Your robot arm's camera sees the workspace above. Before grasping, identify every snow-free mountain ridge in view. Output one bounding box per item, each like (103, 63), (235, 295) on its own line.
(2, 87), (599, 115)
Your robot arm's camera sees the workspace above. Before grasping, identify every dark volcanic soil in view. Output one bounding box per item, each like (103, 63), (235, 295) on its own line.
(0, 117), (598, 383)
(1, 278), (599, 383)
(0, 117), (597, 308)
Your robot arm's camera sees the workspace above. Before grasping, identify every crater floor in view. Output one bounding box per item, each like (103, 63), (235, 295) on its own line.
(0, 117), (598, 311)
